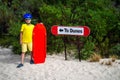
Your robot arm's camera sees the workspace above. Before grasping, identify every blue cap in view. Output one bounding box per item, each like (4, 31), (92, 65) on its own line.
(23, 13), (32, 19)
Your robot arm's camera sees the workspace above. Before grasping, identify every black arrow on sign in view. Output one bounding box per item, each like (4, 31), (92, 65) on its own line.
(59, 29), (63, 32)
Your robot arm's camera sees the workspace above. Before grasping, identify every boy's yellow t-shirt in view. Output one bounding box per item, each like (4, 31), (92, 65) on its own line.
(20, 24), (34, 43)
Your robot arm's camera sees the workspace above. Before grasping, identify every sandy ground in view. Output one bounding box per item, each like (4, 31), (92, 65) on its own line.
(0, 47), (120, 80)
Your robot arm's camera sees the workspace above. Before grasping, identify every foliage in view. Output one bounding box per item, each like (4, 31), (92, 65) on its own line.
(80, 39), (95, 59)
(12, 40), (21, 55)
(0, 36), (12, 47)
(110, 44), (120, 57)
(8, 21), (21, 37)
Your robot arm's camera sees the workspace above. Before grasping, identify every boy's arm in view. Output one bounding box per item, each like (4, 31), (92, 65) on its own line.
(20, 32), (23, 44)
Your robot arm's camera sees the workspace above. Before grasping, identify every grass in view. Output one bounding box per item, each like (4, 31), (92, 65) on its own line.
(88, 53), (102, 62)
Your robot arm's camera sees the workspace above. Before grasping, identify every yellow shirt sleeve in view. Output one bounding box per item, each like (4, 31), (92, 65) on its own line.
(20, 24), (25, 32)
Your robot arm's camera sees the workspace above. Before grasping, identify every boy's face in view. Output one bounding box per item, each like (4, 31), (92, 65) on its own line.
(25, 19), (31, 24)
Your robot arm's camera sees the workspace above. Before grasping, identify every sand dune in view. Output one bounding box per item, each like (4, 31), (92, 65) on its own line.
(0, 47), (120, 80)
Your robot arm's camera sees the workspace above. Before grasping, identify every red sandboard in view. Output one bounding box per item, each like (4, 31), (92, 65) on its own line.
(33, 23), (47, 64)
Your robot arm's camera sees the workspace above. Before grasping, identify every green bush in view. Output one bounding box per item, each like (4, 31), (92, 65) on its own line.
(80, 41), (95, 60)
(12, 41), (21, 55)
(110, 44), (120, 58)
(0, 36), (12, 47)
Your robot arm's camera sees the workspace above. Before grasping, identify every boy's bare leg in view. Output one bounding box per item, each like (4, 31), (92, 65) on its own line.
(21, 52), (25, 64)
(17, 52), (25, 68)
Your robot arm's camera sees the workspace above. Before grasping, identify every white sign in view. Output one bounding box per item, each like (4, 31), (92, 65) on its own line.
(58, 26), (84, 35)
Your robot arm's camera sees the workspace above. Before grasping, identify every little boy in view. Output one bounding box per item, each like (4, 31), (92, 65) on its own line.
(17, 13), (34, 68)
